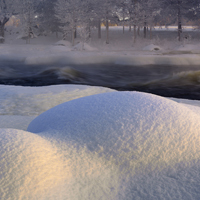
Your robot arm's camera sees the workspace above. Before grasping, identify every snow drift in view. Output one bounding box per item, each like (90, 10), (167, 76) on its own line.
(26, 91), (200, 199)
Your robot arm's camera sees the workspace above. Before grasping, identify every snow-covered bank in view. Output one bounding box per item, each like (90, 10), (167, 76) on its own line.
(1, 84), (200, 131)
(1, 91), (200, 199)
(2, 26), (200, 66)
(2, 47), (200, 66)
(24, 53), (200, 66)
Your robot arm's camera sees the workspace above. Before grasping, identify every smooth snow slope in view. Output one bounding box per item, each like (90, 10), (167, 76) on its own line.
(26, 91), (200, 200)
(0, 85), (114, 116)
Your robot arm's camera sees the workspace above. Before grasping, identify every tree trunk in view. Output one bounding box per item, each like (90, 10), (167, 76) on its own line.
(28, 27), (32, 44)
(98, 19), (101, 39)
(144, 15), (147, 38)
(88, 20), (91, 38)
(177, 0), (182, 41)
(74, 27), (77, 39)
(129, 22), (131, 32)
(144, 26), (147, 38)
(72, 12), (75, 45)
(72, 28), (75, 46)
(0, 17), (9, 43)
(150, 26), (152, 39)
(133, 0), (137, 43)
(0, 25), (5, 43)
(133, 25), (137, 43)
(106, 17), (109, 44)
(137, 26), (140, 36)
(123, 9), (125, 34)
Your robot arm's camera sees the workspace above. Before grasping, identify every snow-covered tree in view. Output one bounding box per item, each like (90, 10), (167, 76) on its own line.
(101, 0), (118, 44)
(0, 0), (17, 43)
(78, 22), (90, 50)
(115, 0), (128, 34)
(92, 0), (104, 39)
(132, 0), (160, 39)
(17, 0), (38, 43)
(55, 0), (83, 45)
(80, 0), (97, 39)
(36, 0), (60, 36)
(160, 0), (200, 41)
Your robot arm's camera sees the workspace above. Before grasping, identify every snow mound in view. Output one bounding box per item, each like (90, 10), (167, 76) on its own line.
(143, 44), (161, 51)
(54, 40), (71, 46)
(0, 129), (66, 199)
(27, 91), (200, 199)
(72, 42), (98, 51)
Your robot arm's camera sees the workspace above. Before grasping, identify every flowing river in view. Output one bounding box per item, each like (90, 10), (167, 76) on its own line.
(1, 61), (200, 100)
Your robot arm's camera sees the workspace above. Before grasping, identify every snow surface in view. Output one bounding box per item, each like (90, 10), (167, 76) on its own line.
(26, 91), (200, 199)
(0, 85), (114, 131)
(0, 115), (36, 130)
(54, 40), (72, 47)
(143, 44), (162, 51)
(72, 42), (98, 51)
(0, 84), (114, 116)
(1, 86), (200, 199)
(0, 129), (67, 200)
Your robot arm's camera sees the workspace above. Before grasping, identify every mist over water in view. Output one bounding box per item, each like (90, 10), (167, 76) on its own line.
(1, 61), (200, 100)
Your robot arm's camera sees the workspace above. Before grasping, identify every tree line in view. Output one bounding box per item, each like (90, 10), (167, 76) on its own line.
(0, 0), (200, 43)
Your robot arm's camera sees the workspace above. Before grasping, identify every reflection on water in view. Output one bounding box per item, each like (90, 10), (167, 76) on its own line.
(1, 61), (200, 100)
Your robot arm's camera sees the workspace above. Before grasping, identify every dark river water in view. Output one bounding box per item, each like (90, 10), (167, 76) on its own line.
(1, 61), (200, 100)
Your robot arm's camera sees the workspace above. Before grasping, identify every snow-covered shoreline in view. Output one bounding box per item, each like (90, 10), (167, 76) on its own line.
(1, 89), (200, 199)
(1, 45), (200, 67)
(2, 26), (200, 66)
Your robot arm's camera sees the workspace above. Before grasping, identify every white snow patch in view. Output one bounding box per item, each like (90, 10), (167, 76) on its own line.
(54, 40), (71, 46)
(143, 44), (162, 51)
(27, 91), (200, 199)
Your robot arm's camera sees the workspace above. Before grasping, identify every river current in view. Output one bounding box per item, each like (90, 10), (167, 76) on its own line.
(1, 61), (200, 100)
